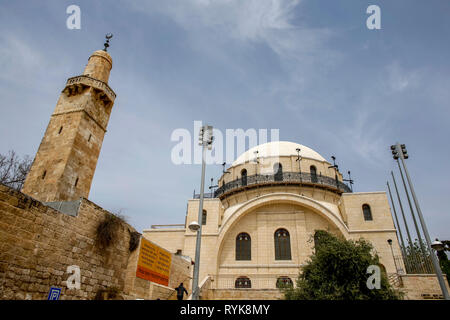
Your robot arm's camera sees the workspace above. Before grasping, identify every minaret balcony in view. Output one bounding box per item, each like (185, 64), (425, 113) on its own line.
(64, 75), (116, 103)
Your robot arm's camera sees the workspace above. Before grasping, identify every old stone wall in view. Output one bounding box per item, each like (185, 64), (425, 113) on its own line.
(208, 289), (283, 300)
(400, 274), (450, 300)
(0, 184), (137, 300)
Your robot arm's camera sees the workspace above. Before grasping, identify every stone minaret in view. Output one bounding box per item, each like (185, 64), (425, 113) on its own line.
(22, 44), (116, 202)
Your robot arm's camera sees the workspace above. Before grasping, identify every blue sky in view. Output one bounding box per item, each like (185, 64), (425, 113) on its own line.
(0, 1), (449, 240)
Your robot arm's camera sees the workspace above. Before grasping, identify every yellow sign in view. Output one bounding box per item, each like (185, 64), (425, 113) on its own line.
(136, 238), (172, 286)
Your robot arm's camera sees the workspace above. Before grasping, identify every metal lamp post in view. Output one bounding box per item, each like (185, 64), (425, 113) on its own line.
(387, 239), (400, 273)
(191, 125), (213, 300)
(431, 239), (445, 252)
(191, 125), (214, 300)
(390, 143), (450, 300)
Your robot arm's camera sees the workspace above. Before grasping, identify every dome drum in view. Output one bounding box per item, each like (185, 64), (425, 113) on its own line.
(214, 170), (352, 199)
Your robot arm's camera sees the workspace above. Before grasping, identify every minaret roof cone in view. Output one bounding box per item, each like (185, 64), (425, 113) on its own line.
(82, 50), (113, 83)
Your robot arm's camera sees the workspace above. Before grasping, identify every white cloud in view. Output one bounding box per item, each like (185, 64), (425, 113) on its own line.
(0, 34), (45, 85)
(127, 0), (335, 66)
(385, 62), (420, 92)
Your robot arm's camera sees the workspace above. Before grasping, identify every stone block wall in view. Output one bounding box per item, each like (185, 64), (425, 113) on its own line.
(0, 184), (137, 300)
(400, 274), (450, 300)
(208, 289), (283, 300)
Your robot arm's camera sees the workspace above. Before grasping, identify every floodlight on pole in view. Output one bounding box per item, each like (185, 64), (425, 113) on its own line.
(431, 239), (444, 252)
(390, 142), (449, 300)
(189, 221), (200, 232)
(191, 124), (214, 300)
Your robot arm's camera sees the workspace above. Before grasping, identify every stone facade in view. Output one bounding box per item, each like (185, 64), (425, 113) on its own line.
(3, 42), (446, 301)
(398, 274), (450, 300)
(0, 184), (134, 299)
(0, 46), (194, 300)
(0, 184), (192, 300)
(143, 141), (446, 300)
(22, 50), (115, 203)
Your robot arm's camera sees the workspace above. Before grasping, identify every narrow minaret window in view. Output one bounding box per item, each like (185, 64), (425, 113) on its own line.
(74, 177), (79, 187)
(42, 171), (47, 179)
(88, 134), (92, 142)
(58, 126), (63, 134)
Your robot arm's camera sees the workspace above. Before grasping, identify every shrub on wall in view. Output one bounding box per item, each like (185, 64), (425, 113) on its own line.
(128, 230), (141, 252)
(94, 287), (122, 300)
(95, 213), (125, 248)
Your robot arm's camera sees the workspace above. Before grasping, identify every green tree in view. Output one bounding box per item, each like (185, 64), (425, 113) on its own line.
(436, 241), (450, 286)
(283, 230), (403, 300)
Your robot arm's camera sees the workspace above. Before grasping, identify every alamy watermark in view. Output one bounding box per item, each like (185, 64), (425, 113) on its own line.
(66, 5), (81, 30)
(366, 265), (381, 289)
(171, 121), (280, 166)
(66, 265), (81, 290)
(366, 5), (381, 30)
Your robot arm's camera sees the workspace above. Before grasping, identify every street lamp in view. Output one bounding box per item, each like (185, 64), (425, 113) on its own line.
(191, 125), (213, 300)
(189, 221), (200, 232)
(431, 239), (445, 252)
(387, 239), (400, 273)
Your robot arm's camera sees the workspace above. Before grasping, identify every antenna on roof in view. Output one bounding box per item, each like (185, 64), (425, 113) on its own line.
(343, 170), (354, 192)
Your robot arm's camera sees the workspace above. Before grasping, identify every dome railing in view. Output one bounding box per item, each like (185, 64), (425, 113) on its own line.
(209, 171), (352, 198)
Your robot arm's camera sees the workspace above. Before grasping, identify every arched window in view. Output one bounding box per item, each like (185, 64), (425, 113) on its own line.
(310, 165), (318, 183)
(202, 210), (207, 225)
(276, 277), (293, 288)
(235, 276), (251, 288)
(274, 229), (291, 260)
(362, 204), (372, 221)
(241, 169), (247, 186)
(236, 233), (251, 261)
(274, 163), (283, 181)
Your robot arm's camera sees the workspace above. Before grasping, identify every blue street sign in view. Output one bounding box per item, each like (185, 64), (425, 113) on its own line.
(47, 287), (62, 300)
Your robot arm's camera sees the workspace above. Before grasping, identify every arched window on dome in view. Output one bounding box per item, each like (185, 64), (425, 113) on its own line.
(274, 163), (283, 181)
(202, 210), (207, 225)
(274, 229), (291, 260)
(235, 276), (251, 289)
(310, 165), (318, 183)
(241, 169), (247, 186)
(362, 204), (372, 221)
(236, 232), (251, 260)
(276, 277), (293, 288)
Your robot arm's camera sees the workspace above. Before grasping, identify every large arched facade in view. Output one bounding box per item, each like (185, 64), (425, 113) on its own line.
(214, 193), (349, 278)
(144, 141), (403, 298)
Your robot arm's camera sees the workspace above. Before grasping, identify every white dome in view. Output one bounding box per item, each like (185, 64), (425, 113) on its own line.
(231, 141), (327, 166)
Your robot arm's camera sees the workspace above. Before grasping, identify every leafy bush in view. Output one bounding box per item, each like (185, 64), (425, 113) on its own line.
(128, 230), (141, 252)
(283, 230), (403, 300)
(94, 286), (122, 300)
(95, 213), (125, 248)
